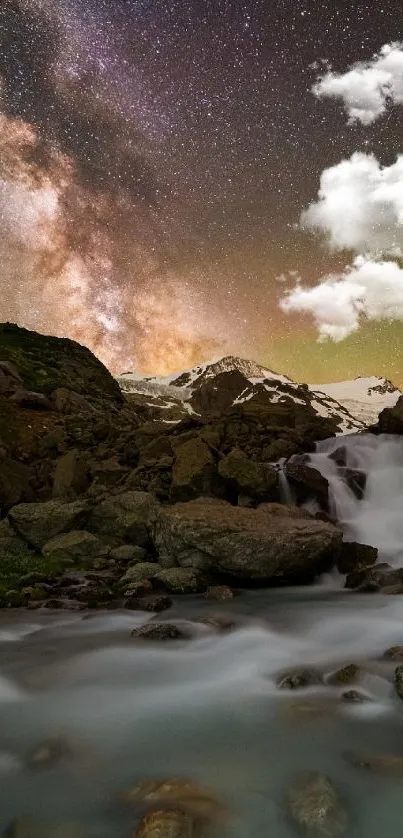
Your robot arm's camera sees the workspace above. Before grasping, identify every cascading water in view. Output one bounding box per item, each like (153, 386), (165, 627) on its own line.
(308, 434), (403, 566)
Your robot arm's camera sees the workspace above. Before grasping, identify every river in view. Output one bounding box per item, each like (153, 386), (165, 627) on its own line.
(1, 434), (403, 837)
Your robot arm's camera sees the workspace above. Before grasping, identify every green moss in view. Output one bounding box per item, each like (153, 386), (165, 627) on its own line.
(0, 546), (65, 596)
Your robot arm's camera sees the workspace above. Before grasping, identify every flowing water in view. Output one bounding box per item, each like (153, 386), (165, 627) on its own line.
(1, 434), (403, 838)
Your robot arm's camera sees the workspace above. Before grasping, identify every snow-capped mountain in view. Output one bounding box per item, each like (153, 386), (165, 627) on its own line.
(308, 377), (401, 426)
(117, 356), (375, 434)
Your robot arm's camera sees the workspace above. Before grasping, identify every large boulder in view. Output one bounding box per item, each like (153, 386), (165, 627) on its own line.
(218, 447), (277, 504)
(87, 491), (157, 548)
(151, 499), (342, 583)
(171, 438), (218, 502)
(8, 500), (89, 550)
(373, 395), (403, 434)
(52, 449), (90, 500)
(337, 541), (378, 574)
(42, 530), (109, 564)
(0, 454), (32, 509)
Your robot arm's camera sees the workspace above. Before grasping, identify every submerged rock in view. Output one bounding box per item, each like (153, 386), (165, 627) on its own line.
(25, 736), (73, 770)
(130, 622), (192, 641)
(326, 664), (360, 686)
(344, 750), (403, 774)
(204, 585), (235, 601)
(286, 772), (347, 837)
(276, 668), (323, 690)
(134, 809), (193, 838)
(121, 777), (226, 823)
(198, 613), (238, 632)
(341, 690), (371, 704)
(383, 645), (403, 661)
(394, 665), (403, 700)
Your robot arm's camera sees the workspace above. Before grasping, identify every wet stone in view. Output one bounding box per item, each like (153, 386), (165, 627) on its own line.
(326, 664), (360, 686)
(394, 665), (403, 700)
(276, 668), (323, 690)
(286, 772), (347, 837)
(26, 736), (73, 770)
(341, 690), (371, 704)
(204, 585), (235, 601)
(131, 622), (192, 641)
(120, 777), (226, 823)
(134, 809), (193, 838)
(383, 645), (403, 661)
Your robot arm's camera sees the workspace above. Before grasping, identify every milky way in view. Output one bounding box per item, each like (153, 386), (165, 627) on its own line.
(1, 0), (403, 380)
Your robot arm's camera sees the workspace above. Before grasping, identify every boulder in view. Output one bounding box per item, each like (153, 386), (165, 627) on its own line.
(120, 562), (160, 584)
(337, 541), (378, 575)
(42, 531), (109, 564)
(8, 500), (89, 550)
(88, 491), (157, 548)
(218, 447), (277, 503)
(89, 457), (129, 488)
(154, 567), (206, 594)
(286, 772), (347, 837)
(9, 388), (52, 410)
(52, 449), (90, 500)
(171, 437), (218, 502)
(0, 454), (32, 509)
(383, 646), (403, 661)
(151, 499), (342, 583)
(345, 563), (403, 592)
(374, 395), (403, 434)
(284, 460), (329, 508)
(109, 544), (147, 563)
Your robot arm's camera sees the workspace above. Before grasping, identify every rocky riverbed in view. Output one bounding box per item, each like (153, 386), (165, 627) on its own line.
(3, 589), (403, 838)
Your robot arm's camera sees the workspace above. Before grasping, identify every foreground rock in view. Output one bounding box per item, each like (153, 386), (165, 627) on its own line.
(120, 778), (226, 823)
(135, 810), (193, 838)
(130, 622), (193, 641)
(151, 499), (342, 583)
(336, 542), (377, 575)
(345, 563), (403, 593)
(277, 668), (323, 690)
(286, 772), (347, 837)
(8, 500), (88, 551)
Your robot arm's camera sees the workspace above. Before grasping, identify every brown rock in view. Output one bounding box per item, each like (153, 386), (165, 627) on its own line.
(286, 772), (347, 837)
(52, 450), (90, 500)
(383, 645), (403, 661)
(171, 438), (218, 502)
(121, 777), (226, 823)
(326, 664), (359, 686)
(337, 542), (377, 575)
(134, 810), (193, 838)
(131, 622), (192, 640)
(277, 668), (323, 690)
(204, 585), (235, 601)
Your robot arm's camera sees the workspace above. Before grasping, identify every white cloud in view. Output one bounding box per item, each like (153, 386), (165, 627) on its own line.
(280, 256), (403, 340)
(313, 42), (403, 124)
(301, 152), (403, 254)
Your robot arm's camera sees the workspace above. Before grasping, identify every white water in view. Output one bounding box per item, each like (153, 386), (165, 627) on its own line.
(2, 433), (403, 836)
(309, 434), (403, 565)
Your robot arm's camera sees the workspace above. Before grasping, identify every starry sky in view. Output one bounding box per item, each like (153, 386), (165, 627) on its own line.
(1, 0), (403, 383)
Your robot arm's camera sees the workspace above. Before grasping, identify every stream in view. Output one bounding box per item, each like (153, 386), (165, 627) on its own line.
(1, 434), (403, 837)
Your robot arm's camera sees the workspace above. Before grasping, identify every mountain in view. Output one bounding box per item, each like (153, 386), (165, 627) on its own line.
(117, 356), (367, 434)
(308, 377), (401, 426)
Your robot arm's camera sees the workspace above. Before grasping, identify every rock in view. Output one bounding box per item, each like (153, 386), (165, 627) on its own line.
(394, 665), (403, 700)
(286, 772), (347, 837)
(125, 594), (172, 613)
(120, 562), (160, 584)
(374, 395), (403, 434)
(109, 544), (147, 563)
(218, 447), (277, 504)
(123, 580), (153, 597)
(326, 664), (359, 686)
(52, 450), (90, 500)
(199, 613), (238, 632)
(52, 388), (95, 414)
(204, 585), (235, 601)
(153, 567), (207, 594)
(276, 668), (323, 690)
(120, 777), (225, 822)
(8, 500), (89, 550)
(383, 645), (403, 661)
(284, 460), (329, 508)
(88, 491), (157, 548)
(131, 622), (192, 641)
(342, 469), (366, 499)
(337, 542), (377, 575)
(26, 737), (73, 769)
(171, 438), (218, 502)
(151, 499), (342, 583)
(341, 690), (371, 703)
(329, 447), (347, 467)
(0, 455), (32, 509)
(42, 530), (108, 564)
(345, 563), (403, 592)
(344, 750), (403, 774)
(10, 388), (52, 410)
(134, 810), (193, 838)
(90, 457), (129, 487)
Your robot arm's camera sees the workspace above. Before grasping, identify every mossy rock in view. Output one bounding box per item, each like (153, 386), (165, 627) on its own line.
(154, 567), (207, 594)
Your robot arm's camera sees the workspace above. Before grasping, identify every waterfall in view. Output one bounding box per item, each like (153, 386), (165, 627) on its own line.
(277, 460), (295, 505)
(309, 434), (403, 566)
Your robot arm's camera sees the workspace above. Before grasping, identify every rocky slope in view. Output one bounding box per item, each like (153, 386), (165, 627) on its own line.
(118, 356), (366, 434)
(309, 377), (401, 426)
(0, 325), (383, 610)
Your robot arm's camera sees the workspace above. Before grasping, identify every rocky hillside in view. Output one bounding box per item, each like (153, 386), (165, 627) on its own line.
(118, 356), (365, 434)
(0, 325), (381, 611)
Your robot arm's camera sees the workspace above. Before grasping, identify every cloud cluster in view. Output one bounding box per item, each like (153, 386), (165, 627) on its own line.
(301, 152), (403, 254)
(280, 42), (403, 342)
(313, 42), (403, 125)
(280, 256), (403, 341)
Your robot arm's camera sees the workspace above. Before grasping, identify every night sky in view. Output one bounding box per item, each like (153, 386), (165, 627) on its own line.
(1, 0), (403, 383)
